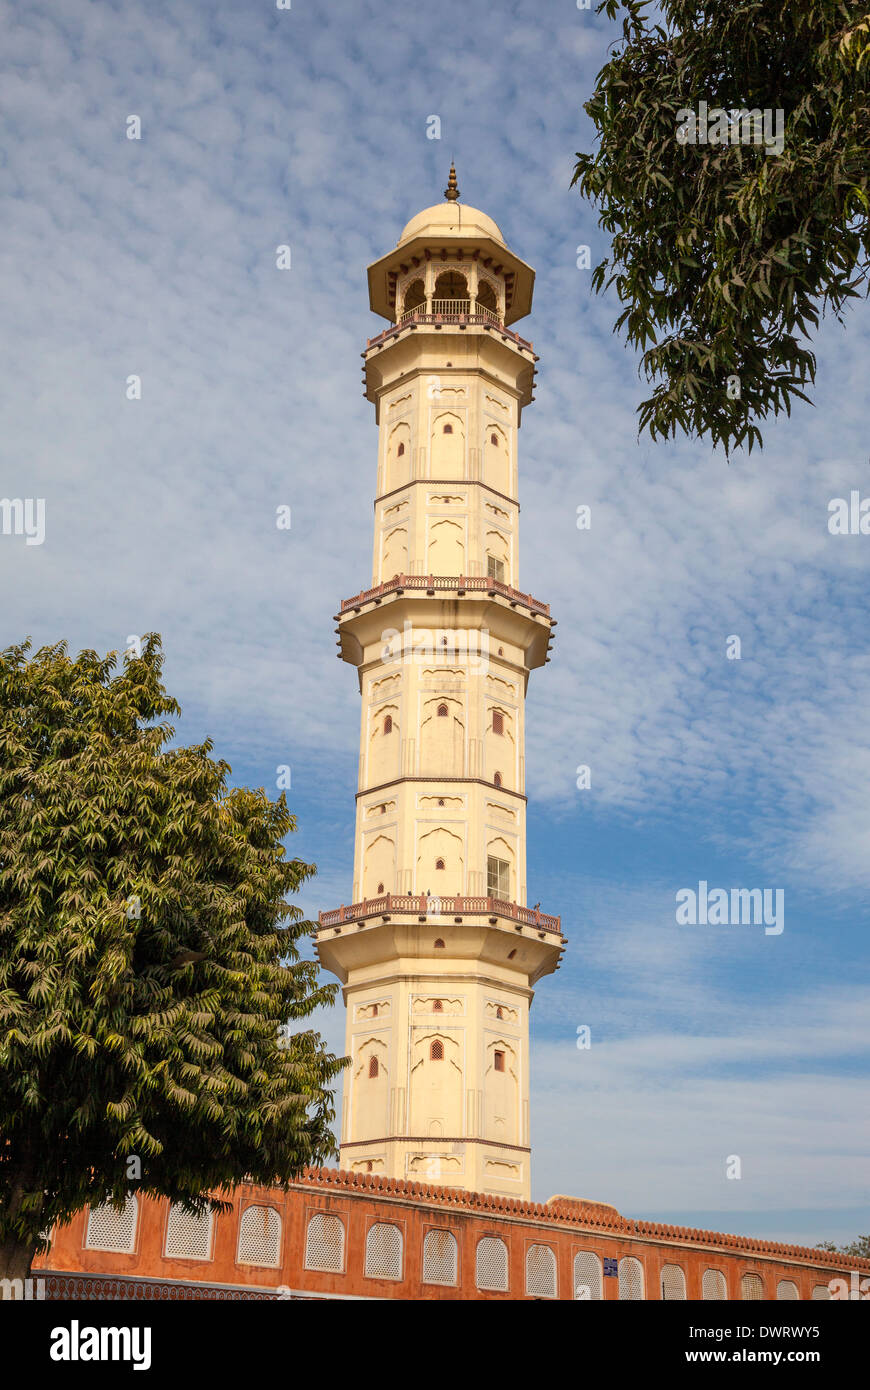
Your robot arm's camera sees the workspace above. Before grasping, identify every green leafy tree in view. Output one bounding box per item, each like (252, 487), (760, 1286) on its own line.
(0, 636), (345, 1283)
(573, 0), (870, 452)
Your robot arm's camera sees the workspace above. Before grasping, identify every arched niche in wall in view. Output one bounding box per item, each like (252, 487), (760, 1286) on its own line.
(484, 424), (510, 496)
(430, 412), (465, 480)
(384, 422), (411, 493)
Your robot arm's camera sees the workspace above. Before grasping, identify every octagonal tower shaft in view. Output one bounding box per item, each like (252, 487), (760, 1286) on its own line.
(316, 181), (564, 1200)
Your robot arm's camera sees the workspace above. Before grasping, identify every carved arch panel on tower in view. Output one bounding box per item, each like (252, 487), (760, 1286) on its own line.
(419, 694), (464, 776)
(430, 412), (465, 480)
(384, 422), (411, 494)
(409, 1029), (463, 1136)
(368, 703), (400, 786)
(353, 1036), (390, 1140)
(484, 1037), (519, 1145)
(363, 833), (395, 899)
(415, 825), (464, 897)
(484, 423), (511, 496)
(381, 526), (407, 581)
(485, 705), (515, 788)
(426, 518), (465, 575)
(484, 527), (510, 584)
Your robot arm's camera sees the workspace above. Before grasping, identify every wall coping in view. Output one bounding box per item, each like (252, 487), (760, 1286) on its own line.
(282, 1166), (870, 1272)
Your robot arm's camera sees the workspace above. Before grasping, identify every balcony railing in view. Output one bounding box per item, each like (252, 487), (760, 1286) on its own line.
(317, 893), (562, 936)
(368, 308), (533, 354)
(339, 573), (550, 617)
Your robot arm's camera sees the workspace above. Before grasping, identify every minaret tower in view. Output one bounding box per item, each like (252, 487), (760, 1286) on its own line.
(316, 169), (565, 1200)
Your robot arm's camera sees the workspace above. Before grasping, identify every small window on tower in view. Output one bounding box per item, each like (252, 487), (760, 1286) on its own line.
(437, 703), (448, 717)
(397, 442), (405, 456)
(487, 855), (510, 898)
(487, 556), (505, 583)
(434, 938), (445, 949)
(430, 1039), (444, 1060)
(490, 433), (499, 446)
(493, 772), (502, 788)
(496, 1006), (504, 1020)
(494, 1050), (505, 1072)
(366, 1161), (373, 1173)
(492, 710), (504, 736)
(369, 1056), (379, 1078)
(435, 858), (445, 871)
(433, 999), (443, 1012)
(443, 423), (453, 434)
(377, 882), (384, 894)
(438, 798), (445, 807)
(372, 1003), (379, 1018)
(383, 714), (393, 734)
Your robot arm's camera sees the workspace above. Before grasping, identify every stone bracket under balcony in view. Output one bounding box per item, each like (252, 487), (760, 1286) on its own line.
(315, 895), (565, 988)
(333, 577), (555, 674)
(361, 314), (537, 417)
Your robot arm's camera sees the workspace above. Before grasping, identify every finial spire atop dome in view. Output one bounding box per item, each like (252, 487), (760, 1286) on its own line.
(444, 162), (460, 202)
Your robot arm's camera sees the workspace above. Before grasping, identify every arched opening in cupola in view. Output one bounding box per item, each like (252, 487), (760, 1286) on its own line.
(433, 271), (468, 312)
(402, 278), (425, 316)
(476, 279), (498, 318)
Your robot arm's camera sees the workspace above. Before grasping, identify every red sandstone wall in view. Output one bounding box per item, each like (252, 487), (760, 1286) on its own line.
(33, 1172), (867, 1302)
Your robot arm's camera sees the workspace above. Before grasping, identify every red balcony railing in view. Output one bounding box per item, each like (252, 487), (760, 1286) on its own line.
(339, 574), (550, 617)
(317, 893), (562, 936)
(366, 309), (533, 354)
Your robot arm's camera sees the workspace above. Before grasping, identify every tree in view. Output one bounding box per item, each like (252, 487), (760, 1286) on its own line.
(572, 0), (870, 453)
(0, 636), (345, 1283)
(817, 1234), (870, 1257)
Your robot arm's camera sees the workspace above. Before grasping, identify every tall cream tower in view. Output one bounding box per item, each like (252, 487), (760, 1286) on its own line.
(317, 168), (565, 1200)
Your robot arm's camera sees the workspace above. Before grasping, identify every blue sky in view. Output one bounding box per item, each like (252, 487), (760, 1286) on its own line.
(2, 0), (868, 1248)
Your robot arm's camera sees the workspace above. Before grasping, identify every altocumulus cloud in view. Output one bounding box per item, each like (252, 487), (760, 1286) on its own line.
(2, 0), (868, 1232)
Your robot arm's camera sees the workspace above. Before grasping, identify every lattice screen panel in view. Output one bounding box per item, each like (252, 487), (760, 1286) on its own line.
(525, 1244), (557, 1298)
(364, 1222), (403, 1280)
(238, 1206), (282, 1267)
(165, 1204), (213, 1260)
(85, 1196), (138, 1253)
(476, 1236), (509, 1292)
(422, 1229), (458, 1286)
(661, 1264), (687, 1300)
(573, 1251), (602, 1300)
(741, 1273), (764, 1300)
(811, 1284), (831, 1300)
(304, 1213), (344, 1273)
(702, 1269), (727, 1300)
(618, 1256), (644, 1300)
(777, 1279), (799, 1300)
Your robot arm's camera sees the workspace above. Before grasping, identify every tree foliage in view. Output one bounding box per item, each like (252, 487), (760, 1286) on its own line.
(0, 636), (344, 1278)
(573, 0), (870, 453)
(817, 1233), (870, 1256)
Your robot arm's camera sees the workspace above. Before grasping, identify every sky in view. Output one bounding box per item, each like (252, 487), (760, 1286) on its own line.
(1, 0), (868, 1250)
